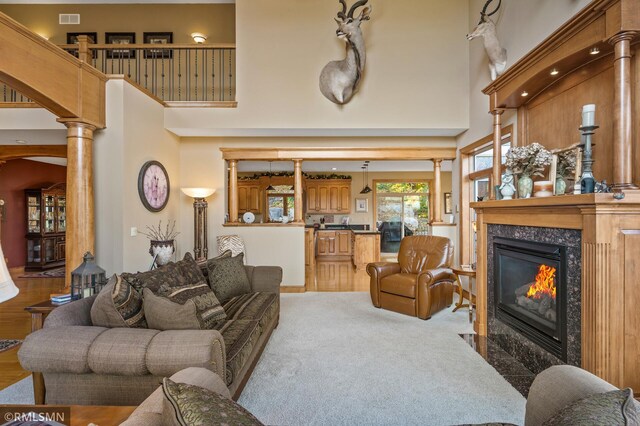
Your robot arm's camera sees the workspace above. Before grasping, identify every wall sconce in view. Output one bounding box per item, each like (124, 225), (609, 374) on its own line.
(181, 188), (215, 260)
(191, 33), (207, 44)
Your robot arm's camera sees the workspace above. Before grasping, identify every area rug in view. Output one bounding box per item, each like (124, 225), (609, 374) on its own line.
(0, 376), (33, 404)
(0, 339), (22, 353)
(19, 267), (64, 279)
(238, 293), (526, 426)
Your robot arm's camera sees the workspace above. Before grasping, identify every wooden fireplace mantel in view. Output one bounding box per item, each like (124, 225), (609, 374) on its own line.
(472, 191), (640, 390)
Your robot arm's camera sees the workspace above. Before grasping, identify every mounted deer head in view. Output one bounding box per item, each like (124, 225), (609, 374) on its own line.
(467, 0), (507, 81)
(319, 0), (372, 105)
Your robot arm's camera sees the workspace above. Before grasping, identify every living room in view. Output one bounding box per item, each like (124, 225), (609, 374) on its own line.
(1, 0), (640, 425)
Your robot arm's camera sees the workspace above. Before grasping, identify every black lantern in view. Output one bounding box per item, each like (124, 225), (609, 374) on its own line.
(71, 252), (107, 300)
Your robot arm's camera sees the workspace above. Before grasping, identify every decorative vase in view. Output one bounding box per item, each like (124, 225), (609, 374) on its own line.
(518, 175), (533, 199)
(149, 240), (175, 266)
(500, 182), (516, 200)
(555, 176), (567, 195)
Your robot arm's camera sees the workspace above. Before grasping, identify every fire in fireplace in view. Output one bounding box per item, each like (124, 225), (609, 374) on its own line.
(494, 237), (567, 361)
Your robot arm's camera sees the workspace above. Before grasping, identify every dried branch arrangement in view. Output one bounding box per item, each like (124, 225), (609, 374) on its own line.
(139, 220), (179, 241)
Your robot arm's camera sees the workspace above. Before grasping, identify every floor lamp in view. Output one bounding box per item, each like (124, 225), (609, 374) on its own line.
(0, 243), (19, 303)
(181, 188), (216, 261)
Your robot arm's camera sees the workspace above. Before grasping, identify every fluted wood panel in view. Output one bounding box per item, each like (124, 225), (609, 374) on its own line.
(623, 231), (640, 391)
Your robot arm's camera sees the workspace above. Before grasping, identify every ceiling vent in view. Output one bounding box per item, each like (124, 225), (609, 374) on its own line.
(59, 14), (80, 25)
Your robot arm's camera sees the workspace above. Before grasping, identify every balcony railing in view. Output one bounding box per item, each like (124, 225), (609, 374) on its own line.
(0, 40), (236, 105)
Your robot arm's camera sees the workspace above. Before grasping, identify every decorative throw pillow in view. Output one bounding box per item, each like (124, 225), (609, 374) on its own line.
(162, 378), (263, 426)
(207, 252), (251, 302)
(91, 274), (147, 328)
(143, 281), (226, 330)
(217, 235), (246, 258)
(122, 252), (207, 293)
(196, 250), (232, 285)
(542, 388), (639, 426)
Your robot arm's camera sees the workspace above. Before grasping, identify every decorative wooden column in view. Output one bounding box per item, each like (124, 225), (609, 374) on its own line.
(432, 159), (443, 224)
(610, 32), (638, 189)
(293, 159), (303, 223)
(60, 120), (96, 288)
(228, 160), (238, 223)
(491, 109), (504, 200)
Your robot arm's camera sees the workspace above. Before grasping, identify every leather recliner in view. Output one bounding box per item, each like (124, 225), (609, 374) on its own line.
(367, 235), (456, 320)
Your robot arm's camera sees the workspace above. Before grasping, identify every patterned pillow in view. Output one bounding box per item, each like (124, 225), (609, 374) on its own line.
(217, 235), (246, 258)
(196, 250), (233, 285)
(542, 388), (639, 426)
(143, 280), (226, 330)
(122, 252), (207, 293)
(91, 274), (147, 328)
(162, 378), (263, 426)
(207, 252), (252, 302)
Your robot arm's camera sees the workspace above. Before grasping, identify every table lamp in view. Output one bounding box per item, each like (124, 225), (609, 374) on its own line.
(181, 188), (216, 260)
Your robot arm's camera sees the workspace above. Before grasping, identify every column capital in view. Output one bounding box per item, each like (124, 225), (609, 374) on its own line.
(609, 31), (638, 46)
(490, 108), (506, 116)
(433, 158), (443, 166)
(57, 119), (97, 132)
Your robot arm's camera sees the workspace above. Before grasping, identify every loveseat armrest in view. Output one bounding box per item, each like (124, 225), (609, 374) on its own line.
(525, 365), (619, 426)
(245, 265), (282, 294)
(146, 330), (226, 382)
(418, 267), (457, 287)
(43, 295), (97, 328)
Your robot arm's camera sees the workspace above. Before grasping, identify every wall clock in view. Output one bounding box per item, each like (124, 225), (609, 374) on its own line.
(138, 160), (170, 212)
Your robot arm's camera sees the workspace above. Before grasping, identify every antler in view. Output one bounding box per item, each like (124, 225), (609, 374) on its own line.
(347, 0), (369, 19)
(337, 0), (347, 21)
(478, 0), (502, 24)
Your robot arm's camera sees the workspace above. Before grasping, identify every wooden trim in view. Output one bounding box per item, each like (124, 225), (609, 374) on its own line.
(460, 125), (514, 155)
(164, 101), (238, 108)
(467, 169), (492, 181)
(0, 145), (67, 161)
(0, 102), (40, 108)
(222, 223), (305, 227)
(59, 43), (236, 50)
(280, 286), (306, 293)
(220, 147), (457, 161)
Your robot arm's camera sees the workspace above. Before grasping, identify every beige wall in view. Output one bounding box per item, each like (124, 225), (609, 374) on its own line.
(0, 3), (235, 45)
(94, 80), (181, 275)
(164, 0), (469, 135)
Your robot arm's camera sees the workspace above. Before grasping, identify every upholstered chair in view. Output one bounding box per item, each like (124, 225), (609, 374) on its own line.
(367, 235), (456, 320)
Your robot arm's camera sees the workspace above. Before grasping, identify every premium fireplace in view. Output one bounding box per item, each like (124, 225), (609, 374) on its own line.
(494, 237), (567, 361)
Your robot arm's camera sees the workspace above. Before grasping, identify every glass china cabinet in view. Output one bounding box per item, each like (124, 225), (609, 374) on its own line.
(25, 183), (66, 271)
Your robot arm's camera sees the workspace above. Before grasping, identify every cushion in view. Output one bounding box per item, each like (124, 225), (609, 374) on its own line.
(542, 388), (639, 426)
(162, 378), (263, 426)
(123, 252), (206, 293)
(207, 252), (251, 302)
(87, 327), (159, 375)
(380, 273), (418, 298)
(223, 292), (279, 325)
(216, 319), (261, 386)
(91, 274), (147, 328)
(196, 250), (232, 285)
(217, 235), (246, 258)
(143, 283), (226, 330)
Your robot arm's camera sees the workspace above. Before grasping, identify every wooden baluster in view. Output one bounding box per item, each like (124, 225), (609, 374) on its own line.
(229, 160), (239, 223)
(58, 120), (96, 288)
(610, 32), (638, 189)
(76, 35), (89, 63)
(294, 159), (304, 223)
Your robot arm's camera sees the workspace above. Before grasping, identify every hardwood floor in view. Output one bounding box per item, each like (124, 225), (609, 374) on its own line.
(307, 260), (370, 292)
(0, 274), (64, 391)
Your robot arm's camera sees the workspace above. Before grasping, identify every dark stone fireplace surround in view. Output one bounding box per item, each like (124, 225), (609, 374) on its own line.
(487, 224), (582, 374)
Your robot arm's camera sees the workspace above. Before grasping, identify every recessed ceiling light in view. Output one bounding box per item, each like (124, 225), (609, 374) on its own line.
(15, 140), (27, 144)
(521, 91), (529, 97)
(550, 68), (559, 76)
(590, 47), (600, 55)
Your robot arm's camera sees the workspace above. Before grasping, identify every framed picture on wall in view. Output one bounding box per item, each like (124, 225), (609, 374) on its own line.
(444, 192), (452, 214)
(105, 32), (136, 59)
(66, 32), (98, 58)
(143, 32), (173, 59)
(355, 198), (368, 213)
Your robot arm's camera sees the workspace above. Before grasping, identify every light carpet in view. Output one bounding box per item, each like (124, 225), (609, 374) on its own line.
(0, 376), (33, 405)
(238, 292), (526, 426)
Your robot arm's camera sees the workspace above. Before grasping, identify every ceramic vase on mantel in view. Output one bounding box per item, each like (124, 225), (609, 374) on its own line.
(518, 175), (533, 199)
(149, 240), (175, 266)
(555, 176), (567, 196)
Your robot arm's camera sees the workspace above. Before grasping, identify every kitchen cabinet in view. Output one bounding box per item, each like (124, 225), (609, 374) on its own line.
(306, 179), (351, 214)
(316, 229), (352, 258)
(25, 184), (66, 271)
(352, 233), (381, 271)
(236, 181), (262, 217)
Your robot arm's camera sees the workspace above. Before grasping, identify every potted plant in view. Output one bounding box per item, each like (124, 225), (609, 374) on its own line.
(140, 220), (179, 266)
(505, 143), (552, 198)
(555, 150), (577, 195)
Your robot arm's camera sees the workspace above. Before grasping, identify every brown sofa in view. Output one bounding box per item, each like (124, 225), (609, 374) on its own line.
(367, 235), (456, 319)
(18, 264), (282, 406)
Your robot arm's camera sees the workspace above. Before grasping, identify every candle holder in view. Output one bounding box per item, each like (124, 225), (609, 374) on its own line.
(578, 124), (598, 194)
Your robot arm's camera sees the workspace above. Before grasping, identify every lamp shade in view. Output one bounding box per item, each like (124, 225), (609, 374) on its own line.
(0, 244), (19, 303)
(181, 188), (216, 199)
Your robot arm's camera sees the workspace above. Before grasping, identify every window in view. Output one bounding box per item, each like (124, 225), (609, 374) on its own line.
(267, 185), (294, 222)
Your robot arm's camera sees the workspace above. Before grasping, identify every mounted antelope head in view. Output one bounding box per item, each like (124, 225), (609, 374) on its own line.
(319, 0), (372, 105)
(467, 0), (507, 81)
